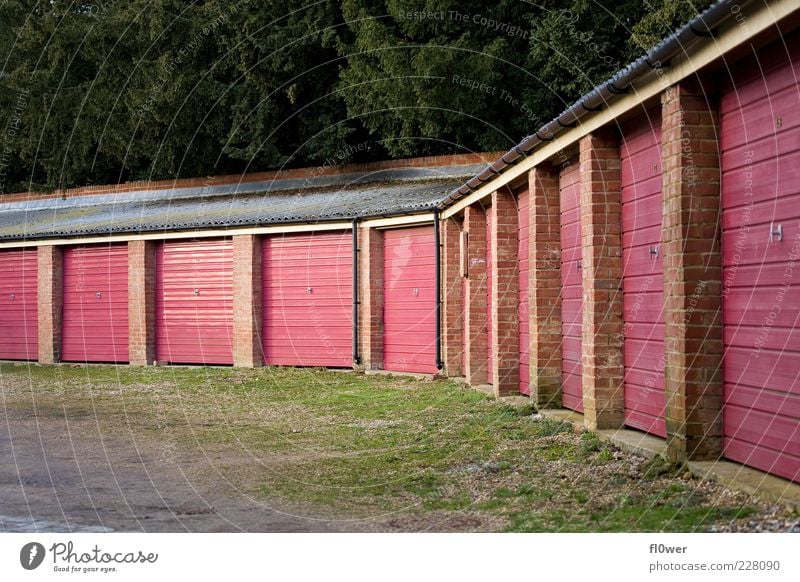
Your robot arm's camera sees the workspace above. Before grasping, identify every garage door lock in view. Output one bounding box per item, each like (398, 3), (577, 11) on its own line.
(770, 222), (783, 242)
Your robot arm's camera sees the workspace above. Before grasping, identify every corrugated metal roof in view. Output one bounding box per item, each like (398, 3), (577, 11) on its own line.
(0, 179), (457, 240)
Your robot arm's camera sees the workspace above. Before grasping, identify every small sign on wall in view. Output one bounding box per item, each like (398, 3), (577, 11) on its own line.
(460, 230), (469, 278)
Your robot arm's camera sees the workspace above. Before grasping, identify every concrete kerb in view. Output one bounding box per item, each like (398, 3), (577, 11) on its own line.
(538, 408), (800, 511)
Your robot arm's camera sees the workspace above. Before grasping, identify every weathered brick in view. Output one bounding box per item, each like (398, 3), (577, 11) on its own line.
(37, 245), (63, 364)
(579, 130), (625, 430)
(661, 78), (723, 462)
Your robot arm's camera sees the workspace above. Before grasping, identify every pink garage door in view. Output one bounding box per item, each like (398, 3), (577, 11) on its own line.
(262, 231), (352, 367)
(486, 207), (493, 384)
(62, 244), (129, 363)
(0, 249), (38, 360)
(560, 163), (583, 412)
(518, 187), (530, 395)
(721, 36), (800, 483)
(621, 112), (666, 437)
(383, 225), (437, 374)
(156, 239), (233, 365)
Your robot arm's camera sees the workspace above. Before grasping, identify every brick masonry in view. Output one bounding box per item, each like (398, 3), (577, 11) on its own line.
(128, 240), (156, 366)
(462, 204), (488, 385)
(441, 216), (464, 376)
(232, 234), (263, 368)
(661, 79), (723, 461)
(490, 189), (520, 397)
(579, 131), (625, 430)
(528, 165), (563, 407)
(357, 226), (383, 370)
(37, 245), (63, 364)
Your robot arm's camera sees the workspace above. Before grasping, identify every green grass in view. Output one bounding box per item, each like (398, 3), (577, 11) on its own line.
(0, 363), (762, 531)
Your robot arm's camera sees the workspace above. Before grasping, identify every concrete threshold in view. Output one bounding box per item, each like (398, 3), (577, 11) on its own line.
(538, 408), (800, 509)
(688, 460), (800, 511)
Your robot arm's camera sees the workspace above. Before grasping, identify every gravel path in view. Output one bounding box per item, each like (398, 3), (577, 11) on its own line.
(0, 406), (338, 533)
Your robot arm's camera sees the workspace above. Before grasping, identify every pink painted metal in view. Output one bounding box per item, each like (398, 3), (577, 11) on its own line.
(155, 238), (233, 365)
(0, 249), (38, 360)
(620, 111), (666, 438)
(486, 207), (493, 385)
(382, 226), (437, 374)
(560, 163), (583, 412)
(518, 188), (530, 395)
(262, 231), (352, 367)
(720, 35), (800, 483)
(62, 244), (129, 363)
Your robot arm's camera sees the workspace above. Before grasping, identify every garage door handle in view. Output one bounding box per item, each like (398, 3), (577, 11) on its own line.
(649, 245), (659, 258)
(96, 292), (102, 299)
(307, 287), (313, 294)
(770, 222), (783, 242)
(412, 288), (419, 296)
(9, 293), (15, 301)
(194, 289), (200, 296)
(576, 260), (582, 271)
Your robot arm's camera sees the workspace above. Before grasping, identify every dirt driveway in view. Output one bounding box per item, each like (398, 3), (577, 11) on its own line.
(1, 364), (797, 533)
(0, 402), (337, 532)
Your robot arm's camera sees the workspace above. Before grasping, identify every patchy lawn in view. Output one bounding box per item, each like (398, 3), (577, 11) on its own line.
(0, 363), (795, 532)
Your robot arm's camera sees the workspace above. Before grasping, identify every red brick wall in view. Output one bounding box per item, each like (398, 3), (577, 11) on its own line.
(358, 226), (383, 370)
(579, 131), (625, 429)
(489, 189), (520, 397)
(661, 79), (723, 461)
(462, 204), (488, 385)
(128, 240), (156, 366)
(37, 245), (63, 364)
(233, 234), (263, 368)
(528, 165), (563, 407)
(441, 216), (464, 376)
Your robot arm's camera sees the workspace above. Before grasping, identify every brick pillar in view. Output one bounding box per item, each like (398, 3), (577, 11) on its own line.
(233, 234), (262, 368)
(463, 204), (488, 385)
(579, 131), (624, 430)
(661, 79), (723, 461)
(441, 216), (464, 376)
(358, 226), (383, 370)
(37, 245), (63, 364)
(489, 189), (519, 397)
(529, 165), (563, 408)
(128, 240), (156, 366)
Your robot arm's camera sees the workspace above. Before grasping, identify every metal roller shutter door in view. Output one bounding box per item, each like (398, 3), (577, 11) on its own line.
(0, 249), (38, 360)
(62, 244), (129, 363)
(560, 163), (583, 412)
(721, 36), (800, 483)
(621, 113), (666, 437)
(156, 239), (233, 365)
(382, 226), (437, 374)
(262, 231), (352, 367)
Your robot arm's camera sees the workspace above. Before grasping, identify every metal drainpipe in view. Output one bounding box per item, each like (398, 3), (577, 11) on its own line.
(352, 218), (361, 366)
(434, 209), (443, 371)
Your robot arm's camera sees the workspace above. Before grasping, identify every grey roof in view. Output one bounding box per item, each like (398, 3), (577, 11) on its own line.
(0, 178), (460, 240)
